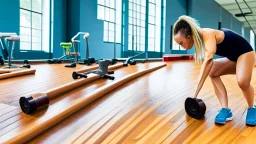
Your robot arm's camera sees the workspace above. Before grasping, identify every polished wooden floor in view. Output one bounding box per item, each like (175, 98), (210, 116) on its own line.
(0, 60), (256, 143)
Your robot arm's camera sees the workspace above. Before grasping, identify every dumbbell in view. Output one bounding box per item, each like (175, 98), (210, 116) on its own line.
(102, 75), (115, 80)
(185, 97), (206, 119)
(72, 72), (88, 79)
(21, 64), (31, 69)
(23, 60), (29, 64)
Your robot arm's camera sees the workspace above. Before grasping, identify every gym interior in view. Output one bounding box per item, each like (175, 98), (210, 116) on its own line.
(0, 0), (256, 143)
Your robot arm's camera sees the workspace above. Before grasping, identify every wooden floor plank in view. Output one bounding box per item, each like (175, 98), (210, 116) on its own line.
(0, 61), (256, 143)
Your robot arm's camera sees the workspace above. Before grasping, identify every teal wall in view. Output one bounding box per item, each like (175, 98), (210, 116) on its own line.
(0, 0), (253, 60)
(0, 0), (20, 58)
(66, 0), (121, 60)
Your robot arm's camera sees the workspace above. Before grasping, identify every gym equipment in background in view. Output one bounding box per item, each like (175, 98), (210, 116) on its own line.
(185, 97), (206, 119)
(72, 59), (115, 80)
(47, 42), (79, 64)
(19, 60), (124, 114)
(72, 32), (96, 65)
(0, 33), (31, 69)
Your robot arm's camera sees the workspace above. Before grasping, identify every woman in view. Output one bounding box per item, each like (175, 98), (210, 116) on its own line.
(173, 15), (256, 125)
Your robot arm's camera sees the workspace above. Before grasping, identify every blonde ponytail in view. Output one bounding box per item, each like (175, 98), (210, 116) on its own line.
(173, 15), (204, 63)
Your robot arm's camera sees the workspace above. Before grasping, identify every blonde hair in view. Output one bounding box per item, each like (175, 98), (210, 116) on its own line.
(173, 15), (204, 63)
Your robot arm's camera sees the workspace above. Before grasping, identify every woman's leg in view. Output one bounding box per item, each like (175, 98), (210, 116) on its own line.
(209, 58), (236, 108)
(236, 51), (255, 108)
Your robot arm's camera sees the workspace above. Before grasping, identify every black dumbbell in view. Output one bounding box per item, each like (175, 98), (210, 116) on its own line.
(185, 97), (206, 119)
(129, 59), (136, 65)
(107, 71), (114, 74)
(21, 64), (31, 69)
(65, 63), (76, 68)
(23, 60), (29, 64)
(102, 75), (115, 80)
(72, 72), (88, 79)
(47, 59), (54, 64)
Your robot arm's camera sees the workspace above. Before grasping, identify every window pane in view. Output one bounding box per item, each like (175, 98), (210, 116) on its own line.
(129, 10), (133, 17)
(149, 3), (155, 16)
(98, 0), (104, 5)
(116, 11), (121, 24)
(20, 9), (31, 28)
(129, 34), (132, 42)
(110, 0), (115, 8)
(136, 0), (140, 5)
(109, 8), (115, 22)
(109, 31), (114, 42)
(141, 14), (145, 20)
(133, 11), (136, 18)
(116, 0), (121, 11)
(129, 2), (132, 10)
(141, 20), (145, 27)
(104, 21), (109, 30)
(156, 15), (161, 26)
(137, 19), (140, 26)
(137, 5), (140, 13)
(105, 0), (110, 7)
(20, 42), (31, 50)
(250, 30), (255, 50)
(20, 0), (31, 10)
(140, 27), (145, 36)
(136, 36), (140, 44)
(155, 37), (160, 52)
(137, 12), (140, 19)
(97, 5), (104, 20)
(32, 36), (41, 43)
(148, 24), (155, 37)
(32, 42), (41, 50)
(116, 24), (121, 43)
(129, 25), (133, 34)
(128, 42), (132, 50)
(141, 6), (146, 14)
(148, 44), (154, 51)
(156, 0), (161, 6)
(32, 29), (41, 38)
(20, 34), (31, 42)
(20, 27), (31, 36)
(109, 23), (114, 31)
(104, 30), (108, 41)
(140, 44), (144, 51)
(32, 0), (41, 13)
(149, 16), (155, 24)
(32, 13), (41, 29)
(140, 36), (145, 44)
(149, 0), (155, 3)
(141, 0), (146, 6)
(105, 8), (110, 21)
(137, 27), (140, 36)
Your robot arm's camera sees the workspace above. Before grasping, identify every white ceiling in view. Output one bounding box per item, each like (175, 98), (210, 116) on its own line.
(215, 0), (256, 33)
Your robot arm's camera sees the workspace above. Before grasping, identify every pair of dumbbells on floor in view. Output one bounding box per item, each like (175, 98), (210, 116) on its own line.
(0, 58), (30, 68)
(72, 60), (115, 80)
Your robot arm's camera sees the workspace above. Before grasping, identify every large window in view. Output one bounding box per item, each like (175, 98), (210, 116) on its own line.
(20, 0), (50, 52)
(97, 0), (122, 43)
(128, 0), (146, 51)
(250, 30), (255, 50)
(97, 0), (166, 55)
(147, 0), (163, 52)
